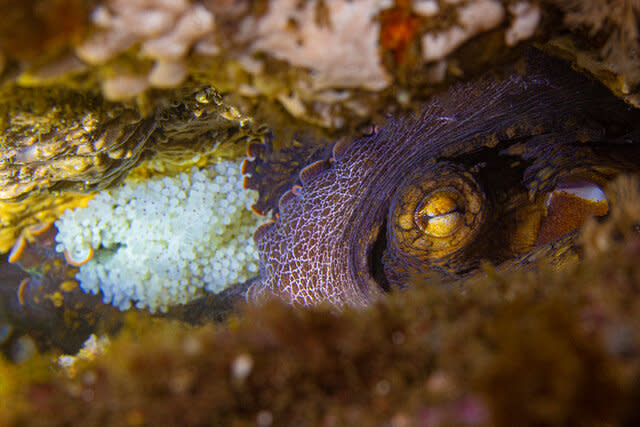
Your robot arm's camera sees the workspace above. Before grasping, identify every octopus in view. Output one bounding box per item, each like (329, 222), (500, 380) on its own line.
(243, 50), (640, 307)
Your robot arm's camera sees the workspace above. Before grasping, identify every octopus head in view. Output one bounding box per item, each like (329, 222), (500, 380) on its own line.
(244, 51), (640, 307)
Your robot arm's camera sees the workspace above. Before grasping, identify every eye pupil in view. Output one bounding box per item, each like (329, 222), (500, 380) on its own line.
(422, 212), (463, 238)
(415, 191), (463, 237)
(421, 192), (458, 217)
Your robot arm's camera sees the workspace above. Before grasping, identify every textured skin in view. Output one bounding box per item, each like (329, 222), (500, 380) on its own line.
(247, 53), (640, 307)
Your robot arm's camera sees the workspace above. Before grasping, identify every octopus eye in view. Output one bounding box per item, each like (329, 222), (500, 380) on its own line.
(415, 190), (464, 238)
(536, 180), (609, 246)
(383, 163), (486, 286)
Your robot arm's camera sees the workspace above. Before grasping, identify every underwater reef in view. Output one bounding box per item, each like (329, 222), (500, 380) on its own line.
(1, 1), (640, 426)
(1, 176), (640, 426)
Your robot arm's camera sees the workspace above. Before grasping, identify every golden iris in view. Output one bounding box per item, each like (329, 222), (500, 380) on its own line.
(414, 190), (463, 238)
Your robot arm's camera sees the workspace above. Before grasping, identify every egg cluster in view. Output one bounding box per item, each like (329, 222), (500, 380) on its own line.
(55, 159), (263, 313)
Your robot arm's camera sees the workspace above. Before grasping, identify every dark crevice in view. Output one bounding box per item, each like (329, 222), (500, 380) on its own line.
(369, 218), (391, 293)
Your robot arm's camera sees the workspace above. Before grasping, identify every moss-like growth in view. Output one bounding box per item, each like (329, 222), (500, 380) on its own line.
(0, 351), (56, 419)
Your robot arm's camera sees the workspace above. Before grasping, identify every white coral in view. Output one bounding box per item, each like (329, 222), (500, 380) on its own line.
(505, 2), (541, 46)
(241, 0), (392, 91)
(421, 0), (505, 62)
(55, 159), (264, 313)
(76, 0), (215, 99)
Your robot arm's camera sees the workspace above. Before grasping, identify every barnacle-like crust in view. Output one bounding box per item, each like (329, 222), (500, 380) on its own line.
(0, 86), (154, 201)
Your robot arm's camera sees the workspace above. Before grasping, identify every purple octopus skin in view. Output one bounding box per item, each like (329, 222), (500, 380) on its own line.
(243, 53), (639, 307)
